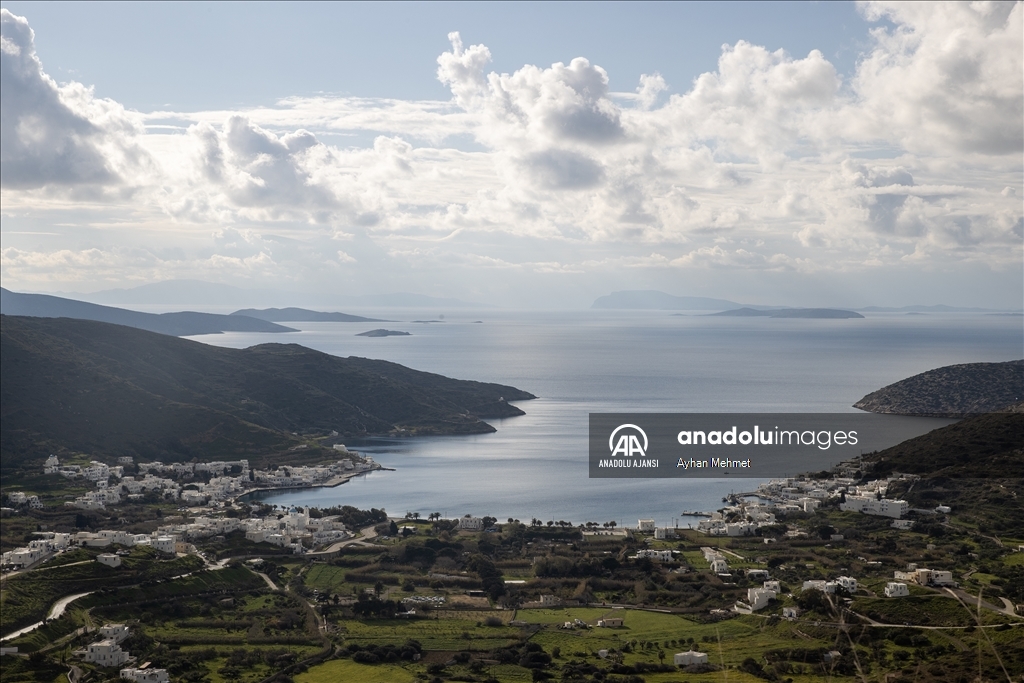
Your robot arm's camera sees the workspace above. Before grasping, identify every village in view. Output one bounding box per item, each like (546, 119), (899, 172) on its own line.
(2, 451), (1022, 683)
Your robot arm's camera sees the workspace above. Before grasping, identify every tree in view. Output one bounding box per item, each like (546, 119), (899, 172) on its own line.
(389, 521), (399, 536)
(374, 581), (385, 598)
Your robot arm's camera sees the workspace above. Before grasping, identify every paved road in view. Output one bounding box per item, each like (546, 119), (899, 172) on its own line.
(256, 572), (279, 591)
(944, 587), (1023, 620)
(0, 591), (94, 642)
(306, 524), (379, 558)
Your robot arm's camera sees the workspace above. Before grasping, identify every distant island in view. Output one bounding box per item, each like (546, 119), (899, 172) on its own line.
(0, 315), (534, 469)
(591, 290), (755, 311)
(709, 307), (864, 319)
(233, 307), (386, 323)
(854, 359), (1024, 417)
(0, 288), (295, 336)
(356, 329), (411, 337)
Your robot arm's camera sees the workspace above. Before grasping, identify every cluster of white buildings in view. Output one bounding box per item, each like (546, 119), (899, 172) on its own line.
(692, 502), (779, 537)
(802, 576), (858, 594)
(755, 474), (915, 520)
(1, 532), (73, 568)
(2, 508), (353, 567)
(894, 565), (955, 587)
(41, 453), (375, 510)
(5, 491), (43, 509)
(241, 508), (349, 553)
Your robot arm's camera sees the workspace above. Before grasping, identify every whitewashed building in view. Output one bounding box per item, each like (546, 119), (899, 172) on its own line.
(674, 650), (709, 666)
(120, 668), (169, 683)
(884, 582), (910, 597)
(97, 554), (122, 568)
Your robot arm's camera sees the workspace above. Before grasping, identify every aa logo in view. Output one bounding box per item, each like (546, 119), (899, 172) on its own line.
(609, 424), (648, 457)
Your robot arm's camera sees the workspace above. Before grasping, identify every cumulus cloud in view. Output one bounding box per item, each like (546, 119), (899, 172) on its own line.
(852, 1), (1023, 156)
(0, 9), (144, 189)
(1, 8), (1020, 302)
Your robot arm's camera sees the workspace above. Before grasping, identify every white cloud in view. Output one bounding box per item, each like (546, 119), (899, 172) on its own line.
(0, 8), (1020, 306)
(0, 9), (146, 190)
(851, 1), (1023, 156)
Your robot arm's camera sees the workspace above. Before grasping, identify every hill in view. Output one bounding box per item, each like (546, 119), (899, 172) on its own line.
(708, 307), (864, 319)
(0, 316), (534, 470)
(854, 359), (1024, 416)
(1, 288), (295, 336)
(863, 409), (1024, 534)
(232, 307), (385, 323)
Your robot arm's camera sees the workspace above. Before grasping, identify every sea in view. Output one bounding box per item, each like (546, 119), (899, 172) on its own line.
(187, 310), (1023, 527)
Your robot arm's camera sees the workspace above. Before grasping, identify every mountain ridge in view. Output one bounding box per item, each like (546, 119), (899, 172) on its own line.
(1, 288), (296, 337)
(232, 307), (386, 323)
(0, 315), (534, 470)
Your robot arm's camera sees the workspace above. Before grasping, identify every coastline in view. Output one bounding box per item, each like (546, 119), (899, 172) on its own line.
(234, 463), (389, 503)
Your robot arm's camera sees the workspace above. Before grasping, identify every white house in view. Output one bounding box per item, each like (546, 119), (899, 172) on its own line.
(597, 617), (623, 628)
(120, 668), (169, 683)
(782, 606), (800, 619)
(836, 576), (858, 592)
(99, 624), (130, 644)
(152, 536), (177, 555)
(884, 582), (910, 598)
(97, 554), (122, 568)
(654, 527), (676, 540)
(840, 495), (908, 519)
(674, 650), (709, 666)
(763, 580), (781, 592)
(802, 580), (836, 594)
(747, 587), (776, 611)
(83, 640), (130, 666)
(635, 549), (673, 562)
(637, 519), (656, 532)
(458, 516), (484, 531)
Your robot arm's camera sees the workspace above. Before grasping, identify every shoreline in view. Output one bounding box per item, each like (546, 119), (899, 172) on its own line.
(234, 464), (389, 503)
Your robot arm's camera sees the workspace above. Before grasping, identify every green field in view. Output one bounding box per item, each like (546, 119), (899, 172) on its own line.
(295, 659), (418, 683)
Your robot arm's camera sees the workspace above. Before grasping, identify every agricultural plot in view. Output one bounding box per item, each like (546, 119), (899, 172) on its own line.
(339, 613), (520, 651)
(302, 563), (351, 593)
(295, 658), (418, 683)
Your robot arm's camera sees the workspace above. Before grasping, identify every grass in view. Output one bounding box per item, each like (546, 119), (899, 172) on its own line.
(295, 659), (418, 683)
(339, 614), (520, 651)
(1003, 551), (1024, 566)
(302, 563), (350, 593)
(852, 594), (1014, 627)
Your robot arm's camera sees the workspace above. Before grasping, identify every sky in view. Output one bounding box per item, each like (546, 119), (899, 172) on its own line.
(1, 1), (1021, 309)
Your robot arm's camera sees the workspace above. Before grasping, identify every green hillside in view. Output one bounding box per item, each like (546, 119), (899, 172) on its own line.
(0, 315), (534, 470)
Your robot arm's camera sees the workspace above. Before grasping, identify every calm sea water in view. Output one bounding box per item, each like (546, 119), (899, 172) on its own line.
(189, 311), (1023, 526)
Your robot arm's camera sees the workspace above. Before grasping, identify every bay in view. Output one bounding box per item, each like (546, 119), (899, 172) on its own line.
(191, 310), (1023, 525)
